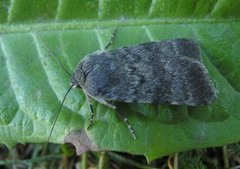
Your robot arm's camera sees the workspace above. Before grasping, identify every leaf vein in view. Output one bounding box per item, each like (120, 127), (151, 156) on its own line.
(58, 34), (73, 71)
(143, 26), (154, 41)
(7, 0), (15, 24)
(98, 0), (104, 19)
(31, 33), (69, 111)
(95, 29), (104, 50)
(0, 38), (19, 121)
(55, 0), (64, 21)
(210, 0), (220, 16)
(148, 0), (156, 17)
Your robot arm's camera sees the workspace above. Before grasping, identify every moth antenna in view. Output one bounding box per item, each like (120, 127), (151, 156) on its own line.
(37, 35), (72, 77)
(41, 84), (74, 156)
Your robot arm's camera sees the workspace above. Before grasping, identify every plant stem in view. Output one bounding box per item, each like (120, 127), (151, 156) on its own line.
(173, 153), (178, 169)
(98, 152), (109, 169)
(167, 155), (173, 169)
(81, 153), (88, 169)
(223, 145), (229, 169)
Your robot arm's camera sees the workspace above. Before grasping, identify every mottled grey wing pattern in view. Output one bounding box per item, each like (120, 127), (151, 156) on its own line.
(76, 39), (217, 106)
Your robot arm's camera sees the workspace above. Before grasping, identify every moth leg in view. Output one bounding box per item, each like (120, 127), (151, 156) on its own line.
(86, 95), (95, 130)
(104, 27), (117, 50)
(88, 95), (136, 139)
(116, 111), (136, 140)
(86, 95), (117, 129)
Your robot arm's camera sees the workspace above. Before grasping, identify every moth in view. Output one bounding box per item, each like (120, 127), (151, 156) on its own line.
(40, 33), (217, 144)
(70, 38), (217, 138)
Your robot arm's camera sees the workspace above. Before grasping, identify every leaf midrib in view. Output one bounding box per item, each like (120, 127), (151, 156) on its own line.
(0, 18), (239, 34)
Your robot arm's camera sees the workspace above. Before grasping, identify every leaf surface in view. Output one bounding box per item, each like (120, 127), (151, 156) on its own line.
(0, 0), (240, 160)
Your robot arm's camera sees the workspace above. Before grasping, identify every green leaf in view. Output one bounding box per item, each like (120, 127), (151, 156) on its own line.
(0, 0), (240, 161)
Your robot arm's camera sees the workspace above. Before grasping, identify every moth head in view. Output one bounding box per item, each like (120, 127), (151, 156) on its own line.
(71, 60), (92, 89)
(70, 73), (81, 88)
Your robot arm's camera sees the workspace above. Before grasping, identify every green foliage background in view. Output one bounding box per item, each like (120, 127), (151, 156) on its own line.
(0, 0), (240, 161)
